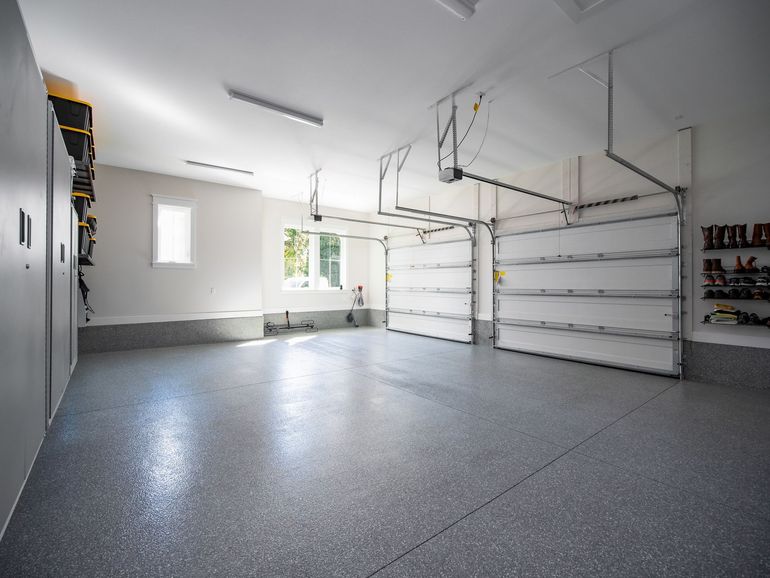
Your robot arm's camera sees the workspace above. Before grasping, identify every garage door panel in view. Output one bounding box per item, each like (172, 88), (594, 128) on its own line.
(388, 312), (472, 343)
(497, 216), (678, 259)
(388, 268), (471, 290)
(499, 259), (675, 291)
(494, 214), (680, 375)
(389, 293), (471, 315)
(387, 239), (474, 343)
(497, 325), (676, 374)
(497, 296), (674, 333)
(389, 240), (471, 267)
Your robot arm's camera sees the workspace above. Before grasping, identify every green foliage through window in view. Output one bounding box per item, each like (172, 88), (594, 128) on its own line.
(283, 228), (309, 288)
(319, 234), (341, 289)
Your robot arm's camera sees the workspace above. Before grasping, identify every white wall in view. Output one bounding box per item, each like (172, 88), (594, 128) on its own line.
(261, 197), (377, 314)
(85, 165), (262, 325)
(690, 103), (770, 349)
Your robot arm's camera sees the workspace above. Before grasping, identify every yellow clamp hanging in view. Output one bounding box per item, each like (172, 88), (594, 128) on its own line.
(386, 273), (394, 282)
(473, 102), (480, 112)
(493, 270), (506, 284)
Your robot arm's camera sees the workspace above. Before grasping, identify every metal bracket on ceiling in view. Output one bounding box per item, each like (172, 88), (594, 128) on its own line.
(380, 144), (493, 241)
(433, 92), (572, 212)
(307, 167), (423, 232)
(377, 145), (475, 240)
(603, 50), (684, 219)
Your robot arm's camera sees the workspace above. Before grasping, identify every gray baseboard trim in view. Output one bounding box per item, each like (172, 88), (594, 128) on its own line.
(79, 316), (265, 354)
(474, 319), (494, 347)
(368, 309), (386, 328)
(263, 309), (380, 331)
(683, 339), (770, 389)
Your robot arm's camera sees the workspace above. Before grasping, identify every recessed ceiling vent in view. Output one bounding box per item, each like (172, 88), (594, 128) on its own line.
(552, 0), (617, 22)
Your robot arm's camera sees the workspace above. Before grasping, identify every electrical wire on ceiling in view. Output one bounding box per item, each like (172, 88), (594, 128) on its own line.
(438, 93), (484, 166)
(460, 99), (491, 168)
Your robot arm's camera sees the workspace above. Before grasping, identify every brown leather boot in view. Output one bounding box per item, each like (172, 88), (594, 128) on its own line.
(727, 225), (738, 249)
(735, 256), (745, 273)
(701, 225), (714, 250)
(764, 223), (770, 246)
(703, 258), (712, 272)
(714, 225), (727, 249)
(745, 256), (758, 272)
(711, 258), (726, 273)
(751, 224), (764, 247)
(737, 224), (749, 248)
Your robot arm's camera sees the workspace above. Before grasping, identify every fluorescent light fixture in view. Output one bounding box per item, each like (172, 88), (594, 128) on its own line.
(433, 0), (478, 20)
(185, 160), (254, 176)
(228, 89), (324, 127)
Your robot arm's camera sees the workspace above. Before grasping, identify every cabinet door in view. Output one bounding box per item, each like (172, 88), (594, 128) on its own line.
(71, 207), (79, 372)
(0, 0), (48, 533)
(49, 108), (74, 420)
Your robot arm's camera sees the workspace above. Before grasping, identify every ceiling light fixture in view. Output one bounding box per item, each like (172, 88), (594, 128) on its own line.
(185, 160), (254, 176)
(433, 0), (478, 20)
(228, 89), (324, 128)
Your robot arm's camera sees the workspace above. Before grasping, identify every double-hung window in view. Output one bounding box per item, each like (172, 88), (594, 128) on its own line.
(282, 226), (345, 290)
(152, 195), (196, 268)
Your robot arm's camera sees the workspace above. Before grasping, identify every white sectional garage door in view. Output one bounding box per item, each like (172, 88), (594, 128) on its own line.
(386, 239), (474, 343)
(494, 214), (680, 375)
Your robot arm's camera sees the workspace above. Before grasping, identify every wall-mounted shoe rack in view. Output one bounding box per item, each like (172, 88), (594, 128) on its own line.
(700, 223), (770, 328)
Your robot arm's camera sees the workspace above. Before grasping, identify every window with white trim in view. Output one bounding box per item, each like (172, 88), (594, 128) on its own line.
(282, 226), (345, 290)
(152, 195), (196, 268)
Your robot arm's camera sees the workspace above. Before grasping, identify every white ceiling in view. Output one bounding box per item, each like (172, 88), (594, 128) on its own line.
(20, 0), (770, 211)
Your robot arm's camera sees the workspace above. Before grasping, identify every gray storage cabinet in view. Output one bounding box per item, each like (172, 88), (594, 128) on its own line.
(46, 103), (75, 423)
(0, 0), (49, 537)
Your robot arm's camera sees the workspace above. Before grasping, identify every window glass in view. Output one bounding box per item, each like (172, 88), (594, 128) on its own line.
(319, 234), (341, 288)
(157, 204), (192, 263)
(283, 227), (310, 289)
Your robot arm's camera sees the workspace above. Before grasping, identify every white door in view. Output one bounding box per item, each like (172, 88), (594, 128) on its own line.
(386, 239), (474, 343)
(494, 214), (680, 375)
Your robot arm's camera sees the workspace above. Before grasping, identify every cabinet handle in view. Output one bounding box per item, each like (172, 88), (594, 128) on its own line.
(61, 242), (66, 263)
(19, 209), (25, 245)
(27, 215), (32, 248)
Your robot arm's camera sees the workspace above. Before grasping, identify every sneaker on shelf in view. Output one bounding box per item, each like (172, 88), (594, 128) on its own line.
(760, 265), (770, 274)
(704, 289), (716, 299)
(742, 277), (756, 286)
(715, 275), (727, 286)
(703, 275), (716, 286)
(715, 289), (730, 299)
(728, 277), (741, 286)
(740, 288), (754, 299)
(753, 289), (765, 300)
(728, 288), (741, 299)
(756, 277), (769, 286)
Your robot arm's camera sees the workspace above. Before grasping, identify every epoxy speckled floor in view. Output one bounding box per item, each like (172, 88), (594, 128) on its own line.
(1, 328), (769, 576)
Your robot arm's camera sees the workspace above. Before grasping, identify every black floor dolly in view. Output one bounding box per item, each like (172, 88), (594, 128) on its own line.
(264, 310), (317, 336)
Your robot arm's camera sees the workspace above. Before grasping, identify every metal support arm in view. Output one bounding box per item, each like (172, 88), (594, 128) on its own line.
(302, 230), (387, 252)
(378, 146), (474, 240)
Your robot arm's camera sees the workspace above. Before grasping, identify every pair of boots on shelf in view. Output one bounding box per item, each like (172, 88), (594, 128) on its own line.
(701, 223), (770, 250)
(734, 256), (759, 273)
(703, 257), (758, 273)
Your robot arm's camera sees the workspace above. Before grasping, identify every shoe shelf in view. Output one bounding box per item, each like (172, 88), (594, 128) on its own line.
(700, 270), (764, 276)
(701, 297), (770, 301)
(701, 320), (770, 328)
(700, 284), (767, 288)
(702, 247), (770, 252)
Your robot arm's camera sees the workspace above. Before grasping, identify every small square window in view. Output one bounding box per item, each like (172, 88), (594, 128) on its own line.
(152, 195), (196, 268)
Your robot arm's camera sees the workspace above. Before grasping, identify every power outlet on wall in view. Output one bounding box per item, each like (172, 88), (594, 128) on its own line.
(210, 287), (216, 295)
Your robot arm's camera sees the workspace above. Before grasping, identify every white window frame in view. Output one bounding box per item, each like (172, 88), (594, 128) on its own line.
(152, 194), (197, 268)
(281, 223), (347, 292)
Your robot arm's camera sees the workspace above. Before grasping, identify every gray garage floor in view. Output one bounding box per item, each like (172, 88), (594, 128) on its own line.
(1, 328), (768, 576)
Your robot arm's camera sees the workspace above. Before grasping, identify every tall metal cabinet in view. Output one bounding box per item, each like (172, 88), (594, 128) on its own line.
(0, 0), (49, 537)
(46, 103), (76, 423)
(1, 0), (77, 539)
